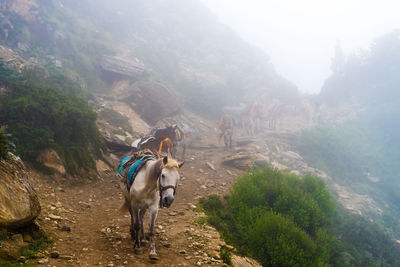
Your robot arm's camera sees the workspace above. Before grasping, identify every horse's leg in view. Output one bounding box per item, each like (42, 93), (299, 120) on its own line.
(223, 133), (228, 151)
(170, 145), (175, 159)
(129, 205), (135, 241)
(148, 205), (159, 260)
(133, 208), (142, 253)
(174, 143), (178, 159)
(181, 140), (186, 161)
(139, 208), (146, 244)
(229, 131), (233, 149)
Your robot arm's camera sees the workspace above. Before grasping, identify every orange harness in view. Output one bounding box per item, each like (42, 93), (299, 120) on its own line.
(158, 138), (173, 154)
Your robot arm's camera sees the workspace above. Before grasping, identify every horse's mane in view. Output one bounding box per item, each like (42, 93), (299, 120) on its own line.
(165, 158), (179, 169)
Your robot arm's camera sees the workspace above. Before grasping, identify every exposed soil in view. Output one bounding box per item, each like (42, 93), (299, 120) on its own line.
(31, 134), (245, 267)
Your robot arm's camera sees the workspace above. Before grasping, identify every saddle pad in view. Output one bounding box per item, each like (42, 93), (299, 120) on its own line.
(127, 155), (154, 185)
(117, 156), (132, 177)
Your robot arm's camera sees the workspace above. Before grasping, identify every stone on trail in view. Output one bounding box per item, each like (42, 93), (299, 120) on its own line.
(36, 149), (66, 175)
(48, 214), (62, 220)
(22, 232), (33, 243)
(235, 137), (256, 147)
(206, 162), (216, 171)
(50, 251), (60, 258)
(59, 225), (71, 232)
(37, 258), (49, 264)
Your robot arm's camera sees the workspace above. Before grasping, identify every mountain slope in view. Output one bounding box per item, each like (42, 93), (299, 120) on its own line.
(299, 30), (400, 237)
(0, 0), (299, 117)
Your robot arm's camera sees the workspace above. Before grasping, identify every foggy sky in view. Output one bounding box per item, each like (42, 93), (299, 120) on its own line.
(201, 0), (400, 94)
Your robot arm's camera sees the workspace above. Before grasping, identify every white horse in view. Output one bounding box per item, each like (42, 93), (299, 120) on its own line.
(120, 156), (184, 260)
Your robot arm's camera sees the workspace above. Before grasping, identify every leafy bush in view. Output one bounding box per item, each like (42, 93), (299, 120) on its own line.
(0, 130), (9, 159)
(200, 167), (399, 266)
(220, 246), (232, 266)
(200, 168), (335, 266)
(0, 60), (104, 173)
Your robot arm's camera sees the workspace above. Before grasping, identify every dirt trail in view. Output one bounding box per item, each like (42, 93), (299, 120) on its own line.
(32, 134), (244, 267)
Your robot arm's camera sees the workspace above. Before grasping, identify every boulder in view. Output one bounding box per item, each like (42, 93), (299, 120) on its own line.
(0, 45), (28, 71)
(235, 137), (256, 147)
(222, 153), (269, 170)
(96, 160), (111, 173)
(100, 55), (147, 78)
(0, 154), (41, 228)
(36, 149), (66, 175)
(0, 237), (29, 260)
(131, 81), (182, 124)
(108, 79), (182, 124)
(232, 255), (262, 267)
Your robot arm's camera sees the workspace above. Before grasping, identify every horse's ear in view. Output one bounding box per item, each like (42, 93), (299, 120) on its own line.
(163, 156), (168, 165)
(178, 162), (184, 168)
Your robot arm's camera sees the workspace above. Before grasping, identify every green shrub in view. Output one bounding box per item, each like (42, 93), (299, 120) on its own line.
(247, 211), (322, 267)
(0, 131), (9, 159)
(0, 60), (104, 174)
(200, 168), (334, 266)
(220, 246), (232, 266)
(200, 167), (399, 266)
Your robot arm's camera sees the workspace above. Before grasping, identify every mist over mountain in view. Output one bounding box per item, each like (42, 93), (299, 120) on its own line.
(321, 30), (400, 106)
(299, 30), (400, 238)
(1, 1), (400, 266)
(0, 0), (298, 117)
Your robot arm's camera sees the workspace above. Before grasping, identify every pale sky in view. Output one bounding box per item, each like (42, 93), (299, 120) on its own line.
(201, 0), (400, 94)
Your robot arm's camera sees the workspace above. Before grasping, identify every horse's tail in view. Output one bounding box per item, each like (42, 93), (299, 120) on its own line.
(119, 199), (129, 214)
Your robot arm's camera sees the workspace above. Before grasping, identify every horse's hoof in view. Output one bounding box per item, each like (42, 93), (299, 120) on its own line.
(145, 233), (150, 241)
(134, 247), (143, 254)
(149, 253), (160, 260)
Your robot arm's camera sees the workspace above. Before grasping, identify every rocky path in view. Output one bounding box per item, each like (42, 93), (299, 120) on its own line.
(31, 135), (250, 267)
(26, 127), (380, 267)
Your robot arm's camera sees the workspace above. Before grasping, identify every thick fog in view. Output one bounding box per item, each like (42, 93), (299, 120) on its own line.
(201, 0), (400, 94)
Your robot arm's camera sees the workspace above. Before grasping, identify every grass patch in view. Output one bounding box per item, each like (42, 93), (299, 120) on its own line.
(220, 246), (232, 266)
(23, 235), (53, 260)
(193, 217), (207, 226)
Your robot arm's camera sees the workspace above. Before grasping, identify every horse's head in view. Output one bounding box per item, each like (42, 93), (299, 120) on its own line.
(159, 156), (184, 208)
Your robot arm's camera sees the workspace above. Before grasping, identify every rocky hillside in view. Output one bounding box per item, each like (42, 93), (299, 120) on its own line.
(0, 0), (299, 119)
